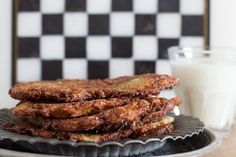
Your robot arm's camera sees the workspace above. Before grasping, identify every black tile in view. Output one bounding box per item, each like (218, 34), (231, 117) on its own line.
(158, 39), (179, 59)
(135, 15), (156, 35)
(112, 0), (133, 11)
(88, 61), (109, 79)
(43, 14), (63, 34)
(42, 60), (62, 80)
(135, 61), (155, 75)
(89, 15), (109, 35)
(159, 0), (179, 12)
(112, 37), (132, 58)
(66, 38), (86, 58)
(65, 0), (86, 11)
(18, 38), (39, 58)
(18, 0), (40, 11)
(182, 16), (203, 36)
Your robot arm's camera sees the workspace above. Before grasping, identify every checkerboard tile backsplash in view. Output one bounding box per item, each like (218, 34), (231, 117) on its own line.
(14, 0), (208, 83)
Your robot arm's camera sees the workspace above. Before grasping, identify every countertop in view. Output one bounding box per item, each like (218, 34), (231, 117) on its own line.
(204, 125), (236, 157)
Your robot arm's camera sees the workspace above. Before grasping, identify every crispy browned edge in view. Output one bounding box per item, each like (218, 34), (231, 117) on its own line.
(12, 98), (134, 118)
(26, 99), (158, 132)
(95, 97), (180, 133)
(9, 74), (179, 102)
(4, 122), (173, 142)
(25, 97), (181, 132)
(12, 97), (181, 119)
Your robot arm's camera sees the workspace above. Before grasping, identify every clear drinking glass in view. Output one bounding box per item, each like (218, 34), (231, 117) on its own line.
(168, 46), (236, 137)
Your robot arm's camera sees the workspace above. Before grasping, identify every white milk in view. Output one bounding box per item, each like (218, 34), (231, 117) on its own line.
(172, 58), (236, 131)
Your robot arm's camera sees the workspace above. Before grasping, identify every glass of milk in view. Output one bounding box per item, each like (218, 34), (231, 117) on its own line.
(168, 46), (236, 137)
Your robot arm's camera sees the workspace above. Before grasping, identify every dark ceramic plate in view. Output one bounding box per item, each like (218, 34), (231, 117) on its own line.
(0, 129), (220, 157)
(0, 109), (204, 157)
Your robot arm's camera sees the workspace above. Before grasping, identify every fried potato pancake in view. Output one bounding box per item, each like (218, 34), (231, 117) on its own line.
(26, 99), (157, 132)
(9, 74), (179, 102)
(95, 97), (180, 133)
(3, 121), (132, 142)
(12, 97), (181, 119)
(4, 117), (174, 142)
(131, 116), (174, 138)
(25, 98), (180, 132)
(12, 98), (133, 118)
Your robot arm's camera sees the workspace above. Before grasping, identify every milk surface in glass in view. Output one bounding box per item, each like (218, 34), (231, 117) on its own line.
(172, 57), (236, 132)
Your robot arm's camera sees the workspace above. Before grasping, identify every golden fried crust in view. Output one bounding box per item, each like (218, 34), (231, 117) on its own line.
(134, 124), (173, 138)
(25, 97), (181, 132)
(26, 99), (154, 132)
(3, 122), (173, 142)
(132, 116), (174, 138)
(96, 97), (180, 133)
(12, 98), (133, 118)
(9, 74), (179, 102)
(3, 122), (133, 142)
(12, 97), (181, 119)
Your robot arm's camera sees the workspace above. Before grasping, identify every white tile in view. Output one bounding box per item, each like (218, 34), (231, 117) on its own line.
(156, 60), (172, 75)
(40, 36), (64, 59)
(134, 0), (157, 13)
(110, 59), (134, 77)
(17, 59), (41, 82)
(87, 37), (111, 59)
(110, 13), (134, 36)
(157, 13), (181, 38)
(87, 0), (111, 13)
(63, 59), (87, 79)
(180, 37), (204, 47)
(41, 0), (64, 13)
(180, 0), (204, 14)
(18, 13), (41, 37)
(133, 36), (157, 60)
(64, 13), (88, 36)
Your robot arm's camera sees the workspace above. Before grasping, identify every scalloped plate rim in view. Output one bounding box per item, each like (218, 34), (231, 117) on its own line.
(0, 129), (219, 157)
(0, 109), (205, 148)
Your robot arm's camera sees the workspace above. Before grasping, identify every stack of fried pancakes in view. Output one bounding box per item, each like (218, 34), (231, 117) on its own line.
(4, 73), (181, 142)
